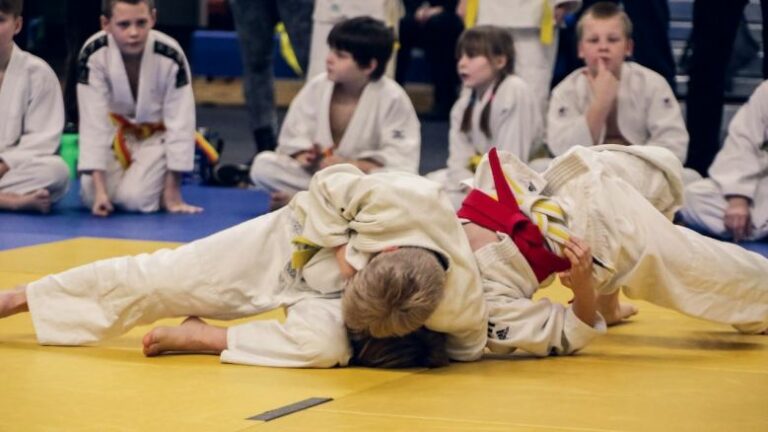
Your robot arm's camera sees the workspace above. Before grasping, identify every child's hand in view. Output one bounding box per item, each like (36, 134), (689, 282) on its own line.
(92, 192), (114, 217)
(335, 244), (358, 279)
(585, 59), (619, 108)
(558, 237), (594, 292)
(293, 144), (323, 172)
(725, 196), (752, 242)
(319, 154), (348, 169)
(456, 0), (467, 18)
(0, 161), (9, 179)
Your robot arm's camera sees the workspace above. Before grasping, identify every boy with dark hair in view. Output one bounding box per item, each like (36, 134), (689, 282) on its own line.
(0, 0), (70, 213)
(250, 16), (421, 210)
(78, 0), (204, 216)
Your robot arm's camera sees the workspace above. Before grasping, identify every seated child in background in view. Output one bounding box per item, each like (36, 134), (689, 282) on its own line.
(0, 164), (487, 367)
(77, 0), (204, 217)
(428, 25), (541, 208)
(461, 145), (768, 358)
(680, 80), (768, 242)
(250, 17), (421, 210)
(307, 0), (403, 79)
(545, 2), (693, 182)
(459, 0), (581, 134)
(0, 0), (69, 213)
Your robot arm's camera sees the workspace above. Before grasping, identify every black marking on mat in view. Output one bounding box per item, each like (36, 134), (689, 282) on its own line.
(247, 397), (333, 421)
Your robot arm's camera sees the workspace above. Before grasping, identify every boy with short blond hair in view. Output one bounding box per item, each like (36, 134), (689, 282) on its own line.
(547, 2), (690, 172)
(0, 0), (70, 213)
(342, 247), (446, 338)
(77, 0), (202, 216)
(250, 17), (421, 209)
(0, 164), (487, 367)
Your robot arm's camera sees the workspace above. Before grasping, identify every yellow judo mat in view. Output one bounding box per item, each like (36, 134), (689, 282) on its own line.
(1, 238), (767, 431)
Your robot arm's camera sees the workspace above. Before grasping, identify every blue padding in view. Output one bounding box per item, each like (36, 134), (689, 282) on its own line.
(740, 241), (768, 257)
(0, 181), (271, 250)
(190, 30), (300, 79)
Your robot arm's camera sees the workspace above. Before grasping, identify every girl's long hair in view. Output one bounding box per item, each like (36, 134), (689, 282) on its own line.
(457, 26), (516, 139)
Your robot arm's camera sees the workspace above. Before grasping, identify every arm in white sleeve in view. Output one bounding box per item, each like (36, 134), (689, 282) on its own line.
(547, 79), (595, 156)
(161, 55), (196, 173)
(222, 298), (352, 368)
(0, 65), (64, 168)
(477, 235), (606, 357)
(356, 91), (421, 172)
(492, 79), (542, 162)
(446, 92), (476, 186)
(76, 58), (115, 172)
(645, 76), (689, 162)
(276, 81), (319, 156)
(709, 82), (768, 200)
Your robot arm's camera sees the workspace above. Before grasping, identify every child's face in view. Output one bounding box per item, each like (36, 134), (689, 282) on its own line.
(326, 48), (373, 84)
(578, 15), (633, 76)
(101, 2), (156, 57)
(457, 53), (506, 91)
(0, 11), (22, 52)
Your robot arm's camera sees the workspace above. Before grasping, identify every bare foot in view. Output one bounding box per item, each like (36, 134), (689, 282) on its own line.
(597, 291), (638, 326)
(142, 317), (226, 357)
(0, 286), (29, 318)
(0, 189), (52, 213)
(269, 191), (291, 211)
(162, 199), (204, 214)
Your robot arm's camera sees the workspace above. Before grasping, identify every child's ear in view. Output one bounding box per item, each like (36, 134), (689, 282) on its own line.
(625, 38), (635, 58)
(100, 15), (110, 31)
(492, 55), (508, 71)
(363, 58), (378, 77)
(13, 16), (23, 35)
(150, 8), (158, 26)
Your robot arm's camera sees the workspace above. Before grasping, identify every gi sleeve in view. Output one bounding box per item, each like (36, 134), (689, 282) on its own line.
(276, 81), (319, 156)
(477, 235), (606, 357)
(446, 92), (477, 187)
(492, 79), (542, 162)
(0, 64), (64, 168)
(356, 90), (421, 173)
(547, 77), (595, 156)
(77, 56), (115, 172)
(161, 54), (196, 172)
(222, 298), (352, 368)
(644, 75), (689, 162)
(708, 81), (768, 200)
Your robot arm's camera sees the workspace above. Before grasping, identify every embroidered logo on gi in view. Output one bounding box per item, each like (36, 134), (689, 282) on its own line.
(488, 321), (509, 340)
(558, 106), (567, 117)
(392, 130), (405, 140)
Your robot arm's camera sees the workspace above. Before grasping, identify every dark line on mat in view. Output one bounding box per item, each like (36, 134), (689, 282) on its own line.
(247, 397), (333, 421)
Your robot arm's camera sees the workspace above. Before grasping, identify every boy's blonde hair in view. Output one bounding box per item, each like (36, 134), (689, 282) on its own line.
(0, 0), (22, 16)
(576, 2), (633, 41)
(102, 0), (155, 18)
(343, 247), (446, 338)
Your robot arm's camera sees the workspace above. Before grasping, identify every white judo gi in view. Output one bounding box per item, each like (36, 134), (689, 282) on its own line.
(77, 30), (196, 213)
(25, 165), (488, 367)
(548, 62), (689, 163)
(472, 145), (768, 357)
(307, 0), (402, 79)
(250, 73), (420, 194)
(475, 0), (580, 126)
(680, 81), (768, 241)
(429, 74), (541, 208)
(0, 44), (69, 201)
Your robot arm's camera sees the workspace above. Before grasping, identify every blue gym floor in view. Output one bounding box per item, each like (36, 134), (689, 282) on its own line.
(0, 180), (270, 250)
